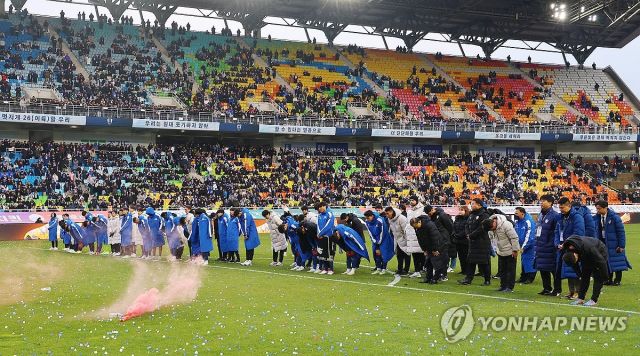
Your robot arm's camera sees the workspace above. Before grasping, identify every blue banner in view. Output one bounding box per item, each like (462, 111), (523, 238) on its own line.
(335, 127), (372, 136)
(219, 123), (259, 133)
(86, 116), (133, 127)
(541, 133), (573, 142)
(441, 131), (474, 140)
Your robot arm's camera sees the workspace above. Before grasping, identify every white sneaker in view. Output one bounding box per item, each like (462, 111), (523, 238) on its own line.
(275, 262), (282, 266)
(314, 269), (322, 274)
(346, 269), (355, 276)
(319, 270), (327, 275)
(307, 268), (316, 273)
(290, 266), (299, 271)
(371, 269), (380, 275)
(341, 269), (349, 275)
(247, 260), (252, 266)
(409, 272), (422, 278)
(157, 256), (162, 261)
(131, 253), (137, 258)
(201, 260), (209, 266)
(379, 269), (387, 275)
(447, 267), (454, 273)
(327, 270), (334, 275)
(54, 247), (59, 250)
(269, 261), (278, 266)
(290, 262), (297, 267)
(295, 266), (305, 271)
(49, 247), (54, 250)
(114, 253), (120, 256)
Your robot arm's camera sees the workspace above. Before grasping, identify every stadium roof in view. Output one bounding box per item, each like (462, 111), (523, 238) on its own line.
(38, 0), (640, 63)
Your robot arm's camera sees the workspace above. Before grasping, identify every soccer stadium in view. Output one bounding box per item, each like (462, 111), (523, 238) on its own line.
(1, 0), (640, 354)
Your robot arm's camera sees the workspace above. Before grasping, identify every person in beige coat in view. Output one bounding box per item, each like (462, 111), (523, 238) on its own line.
(483, 214), (520, 293)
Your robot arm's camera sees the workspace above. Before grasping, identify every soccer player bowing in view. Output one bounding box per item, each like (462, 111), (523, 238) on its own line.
(562, 235), (609, 307)
(330, 224), (370, 275)
(410, 215), (446, 284)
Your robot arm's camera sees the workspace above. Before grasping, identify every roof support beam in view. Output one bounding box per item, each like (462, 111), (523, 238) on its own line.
(134, 2), (177, 27)
(10, 0), (27, 11)
(89, 0), (131, 21)
(296, 21), (347, 46)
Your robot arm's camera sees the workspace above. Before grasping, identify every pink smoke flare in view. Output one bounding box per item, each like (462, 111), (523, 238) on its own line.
(120, 288), (160, 322)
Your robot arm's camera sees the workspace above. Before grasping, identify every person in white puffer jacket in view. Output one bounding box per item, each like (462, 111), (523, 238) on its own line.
(384, 207), (413, 276)
(407, 195), (425, 221)
(107, 210), (122, 255)
(401, 205), (425, 278)
(263, 210), (288, 266)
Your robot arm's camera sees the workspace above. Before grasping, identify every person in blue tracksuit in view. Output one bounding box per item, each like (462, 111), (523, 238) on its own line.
(316, 202), (336, 275)
(82, 219), (97, 253)
(572, 202), (596, 237)
(47, 212), (58, 250)
(332, 224), (370, 276)
(82, 211), (94, 223)
(135, 207), (152, 259)
(297, 219), (318, 270)
(534, 195), (560, 296)
(237, 208), (261, 266)
(146, 207), (165, 260)
(60, 213), (72, 250)
(92, 214), (109, 254)
(514, 207), (536, 284)
(162, 212), (187, 261)
(216, 209), (230, 262)
(555, 197), (586, 299)
(227, 208), (241, 263)
(119, 207), (134, 258)
(279, 215), (307, 270)
(60, 219), (87, 253)
(595, 200), (632, 286)
(364, 210), (395, 275)
(190, 208), (213, 265)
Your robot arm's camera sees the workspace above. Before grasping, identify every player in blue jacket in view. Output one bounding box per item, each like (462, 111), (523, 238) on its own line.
(119, 207), (134, 258)
(572, 202), (596, 237)
(514, 207), (536, 284)
(146, 207), (165, 261)
(47, 213), (58, 250)
(216, 209), (230, 262)
(316, 202), (336, 275)
(163, 212), (187, 261)
(92, 214), (109, 254)
(364, 210), (395, 275)
(237, 208), (261, 266)
(332, 224), (370, 275)
(60, 213), (72, 251)
(279, 215), (308, 271)
(555, 197), (586, 299)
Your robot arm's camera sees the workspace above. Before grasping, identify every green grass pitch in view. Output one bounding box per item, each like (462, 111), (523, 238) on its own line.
(1, 226), (639, 355)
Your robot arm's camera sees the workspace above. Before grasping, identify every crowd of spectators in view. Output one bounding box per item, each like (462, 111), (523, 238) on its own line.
(0, 12), (636, 130)
(0, 140), (630, 212)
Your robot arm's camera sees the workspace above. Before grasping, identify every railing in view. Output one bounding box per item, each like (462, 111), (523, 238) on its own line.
(0, 100), (638, 134)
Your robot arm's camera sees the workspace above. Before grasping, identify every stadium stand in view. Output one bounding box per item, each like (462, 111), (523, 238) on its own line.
(0, 140), (628, 212)
(0, 13), (636, 129)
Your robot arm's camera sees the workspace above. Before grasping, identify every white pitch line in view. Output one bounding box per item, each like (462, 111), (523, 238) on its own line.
(387, 274), (402, 286)
(30, 247), (640, 315)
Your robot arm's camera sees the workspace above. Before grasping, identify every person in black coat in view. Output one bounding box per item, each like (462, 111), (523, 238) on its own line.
(425, 205), (455, 278)
(459, 198), (492, 286)
(340, 213), (366, 268)
(410, 215), (446, 284)
(562, 235), (609, 306)
(452, 206), (470, 274)
(211, 212), (223, 261)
